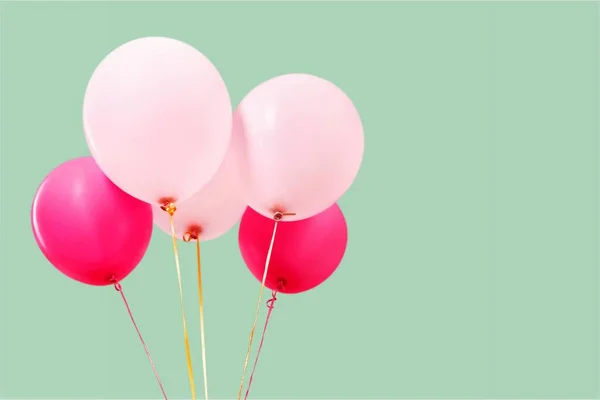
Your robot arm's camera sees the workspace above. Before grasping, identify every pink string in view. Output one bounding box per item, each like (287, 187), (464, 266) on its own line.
(243, 288), (280, 400)
(113, 281), (169, 400)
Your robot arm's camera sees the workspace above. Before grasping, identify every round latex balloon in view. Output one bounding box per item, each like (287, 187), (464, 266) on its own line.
(31, 157), (153, 286)
(153, 127), (246, 241)
(232, 73), (364, 221)
(83, 37), (232, 205)
(238, 203), (348, 294)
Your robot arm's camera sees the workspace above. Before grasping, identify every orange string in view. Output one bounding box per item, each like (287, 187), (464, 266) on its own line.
(196, 239), (209, 400)
(163, 203), (197, 400)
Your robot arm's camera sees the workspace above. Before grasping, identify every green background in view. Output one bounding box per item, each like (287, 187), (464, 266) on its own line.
(0, 1), (598, 398)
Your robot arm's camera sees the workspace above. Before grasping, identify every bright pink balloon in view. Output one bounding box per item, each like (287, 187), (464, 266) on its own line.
(153, 126), (247, 241)
(232, 73), (364, 221)
(83, 37), (232, 205)
(238, 204), (348, 294)
(31, 157), (153, 286)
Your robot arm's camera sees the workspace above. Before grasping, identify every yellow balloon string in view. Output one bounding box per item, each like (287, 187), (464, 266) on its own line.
(195, 239), (209, 400)
(164, 205), (197, 400)
(237, 211), (293, 400)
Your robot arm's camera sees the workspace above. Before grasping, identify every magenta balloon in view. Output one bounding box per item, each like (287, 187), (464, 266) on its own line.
(83, 37), (232, 205)
(31, 157), (153, 286)
(232, 73), (364, 221)
(238, 204), (348, 294)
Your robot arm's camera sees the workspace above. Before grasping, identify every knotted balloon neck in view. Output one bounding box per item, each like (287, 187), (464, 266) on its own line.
(273, 211), (296, 221)
(160, 201), (177, 216)
(183, 225), (202, 242)
(266, 280), (285, 309)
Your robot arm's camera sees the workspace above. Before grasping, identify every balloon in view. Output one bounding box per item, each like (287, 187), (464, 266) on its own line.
(31, 157), (153, 286)
(153, 126), (246, 241)
(232, 73), (364, 221)
(83, 37), (232, 205)
(238, 204), (347, 294)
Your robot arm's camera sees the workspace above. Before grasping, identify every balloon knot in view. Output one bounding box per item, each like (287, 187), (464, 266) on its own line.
(266, 280), (285, 309)
(266, 292), (277, 309)
(183, 225), (202, 242)
(160, 201), (177, 216)
(276, 279), (286, 292)
(108, 275), (122, 291)
(273, 211), (296, 221)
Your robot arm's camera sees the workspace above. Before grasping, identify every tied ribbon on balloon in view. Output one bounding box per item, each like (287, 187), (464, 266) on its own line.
(236, 211), (294, 400)
(160, 201), (198, 400)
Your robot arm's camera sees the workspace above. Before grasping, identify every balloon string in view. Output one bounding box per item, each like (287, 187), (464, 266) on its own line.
(243, 287), (280, 400)
(195, 239), (209, 400)
(164, 206), (197, 400)
(112, 280), (168, 400)
(236, 212), (286, 400)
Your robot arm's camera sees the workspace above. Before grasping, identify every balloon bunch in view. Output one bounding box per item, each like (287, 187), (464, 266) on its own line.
(31, 37), (364, 400)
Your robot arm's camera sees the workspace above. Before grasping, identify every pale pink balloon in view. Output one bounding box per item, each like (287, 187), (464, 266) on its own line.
(232, 74), (364, 221)
(83, 37), (232, 205)
(153, 127), (247, 241)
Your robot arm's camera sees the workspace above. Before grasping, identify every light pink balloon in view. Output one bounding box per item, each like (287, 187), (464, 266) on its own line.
(153, 127), (247, 241)
(232, 73), (364, 221)
(83, 37), (232, 205)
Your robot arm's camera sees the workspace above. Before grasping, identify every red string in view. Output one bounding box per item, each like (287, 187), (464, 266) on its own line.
(243, 288), (280, 400)
(113, 281), (168, 400)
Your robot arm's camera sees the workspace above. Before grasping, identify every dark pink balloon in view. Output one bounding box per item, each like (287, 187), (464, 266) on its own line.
(31, 157), (153, 286)
(239, 204), (348, 294)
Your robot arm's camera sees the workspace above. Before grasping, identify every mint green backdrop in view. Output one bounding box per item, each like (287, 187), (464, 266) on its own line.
(0, 1), (598, 399)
